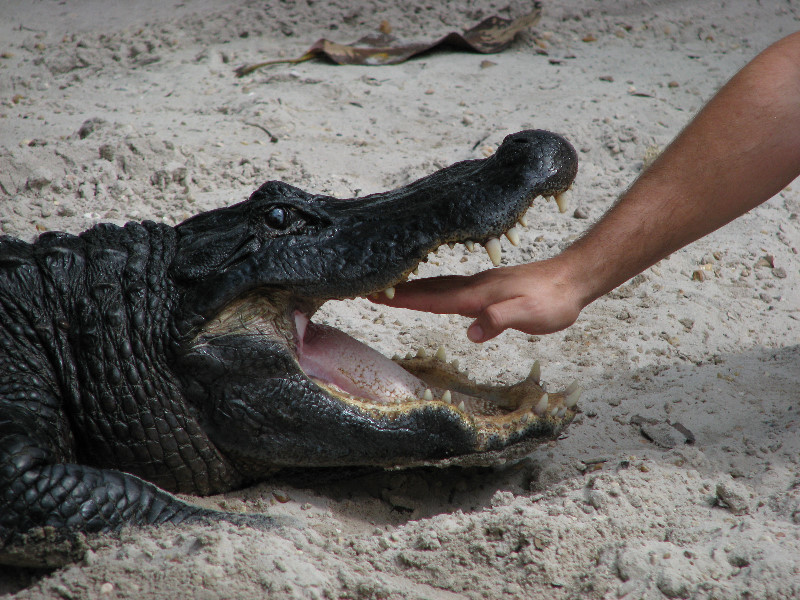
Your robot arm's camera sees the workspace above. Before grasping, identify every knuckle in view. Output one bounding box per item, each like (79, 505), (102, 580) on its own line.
(481, 304), (506, 331)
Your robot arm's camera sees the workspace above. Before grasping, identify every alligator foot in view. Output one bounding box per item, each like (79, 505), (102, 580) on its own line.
(0, 435), (273, 567)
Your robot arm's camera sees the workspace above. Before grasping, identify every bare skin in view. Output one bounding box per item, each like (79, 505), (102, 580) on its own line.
(376, 32), (800, 342)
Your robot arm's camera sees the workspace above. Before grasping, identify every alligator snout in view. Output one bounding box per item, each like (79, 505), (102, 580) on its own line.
(496, 129), (579, 201)
(178, 129), (581, 470)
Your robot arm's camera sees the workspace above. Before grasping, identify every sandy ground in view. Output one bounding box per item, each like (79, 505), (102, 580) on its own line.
(2, 0), (800, 598)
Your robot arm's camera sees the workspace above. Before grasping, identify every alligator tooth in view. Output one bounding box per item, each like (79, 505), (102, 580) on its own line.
(534, 393), (549, 415)
(564, 380), (582, 408)
(465, 240), (475, 252)
(413, 267), (419, 276)
(384, 287), (396, 300)
(450, 359), (459, 370)
(442, 390), (452, 403)
(520, 412), (531, 424)
(485, 238), (502, 266)
(435, 346), (446, 361)
(392, 354), (401, 361)
(528, 360), (541, 384)
(556, 406), (567, 418)
(423, 388), (433, 401)
(457, 401), (466, 412)
(405, 352), (413, 360)
(505, 226), (521, 247)
(416, 348), (427, 358)
(555, 190), (569, 213)
(448, 242), (455, 249)
(550, 407), (559, 417)
(518, 213), (528, 228)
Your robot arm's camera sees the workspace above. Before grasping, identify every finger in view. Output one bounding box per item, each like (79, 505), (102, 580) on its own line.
(467, 297), (527, 342)
(369, 274), (485, 316)
(468, 294), (581, 342)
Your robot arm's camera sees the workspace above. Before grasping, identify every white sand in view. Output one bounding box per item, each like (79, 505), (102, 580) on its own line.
(1, 1), (800, 598)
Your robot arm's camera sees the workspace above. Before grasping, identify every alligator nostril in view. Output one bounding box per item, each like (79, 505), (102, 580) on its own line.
(511, 137), (530, 144)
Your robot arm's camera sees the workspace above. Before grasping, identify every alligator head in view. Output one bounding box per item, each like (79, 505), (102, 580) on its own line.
(172, 130), (579, 473)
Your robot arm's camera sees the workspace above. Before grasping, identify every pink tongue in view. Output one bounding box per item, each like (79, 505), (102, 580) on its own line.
(295, 312), (426, 403)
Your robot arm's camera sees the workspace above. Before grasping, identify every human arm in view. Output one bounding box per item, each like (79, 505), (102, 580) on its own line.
(376, 31), (800, 342)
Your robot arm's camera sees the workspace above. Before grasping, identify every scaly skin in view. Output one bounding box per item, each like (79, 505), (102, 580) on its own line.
(0, 130), (578, 566)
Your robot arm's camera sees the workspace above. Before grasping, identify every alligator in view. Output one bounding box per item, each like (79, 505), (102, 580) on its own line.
(0, 129), (579, 567)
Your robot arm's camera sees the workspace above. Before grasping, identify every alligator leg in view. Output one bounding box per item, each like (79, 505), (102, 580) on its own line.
(0, 430), (275, 566)
(1, 439), (197, 565)
(0, 348), (269, 567)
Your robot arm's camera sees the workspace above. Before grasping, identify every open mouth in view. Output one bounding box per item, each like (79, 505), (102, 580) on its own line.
(190, 129), (582, 463)
(289, 188), (581, 450)
(295, 311), (580, 421)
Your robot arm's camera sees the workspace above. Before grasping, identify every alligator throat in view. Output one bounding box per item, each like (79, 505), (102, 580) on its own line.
(295, 311), (426, 404)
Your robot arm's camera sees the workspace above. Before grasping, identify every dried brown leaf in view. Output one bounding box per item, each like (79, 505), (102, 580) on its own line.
(235, 2), (542, 76)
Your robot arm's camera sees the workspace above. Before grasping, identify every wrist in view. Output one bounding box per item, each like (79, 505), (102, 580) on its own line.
(544, 247), (603, 311)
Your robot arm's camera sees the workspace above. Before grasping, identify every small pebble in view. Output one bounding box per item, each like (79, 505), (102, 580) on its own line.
(755, 254), (774, 268)
(272, 489), (291, 503)
(573, 207), (589, 219)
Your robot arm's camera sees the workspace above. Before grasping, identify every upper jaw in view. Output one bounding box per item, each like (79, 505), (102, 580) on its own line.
(368, 184), (576, 300)
(288, 183), (576, 305)
(267, 130), (578, 301)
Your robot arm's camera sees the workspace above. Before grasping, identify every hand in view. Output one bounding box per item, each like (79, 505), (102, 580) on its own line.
(373, 258), (585, 342)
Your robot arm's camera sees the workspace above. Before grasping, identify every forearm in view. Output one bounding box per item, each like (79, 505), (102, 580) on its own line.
(561, 31), (800, 308)
(375, 33), (800, 343)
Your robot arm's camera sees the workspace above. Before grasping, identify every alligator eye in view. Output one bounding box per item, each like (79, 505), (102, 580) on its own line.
(266, 206), (289, 229)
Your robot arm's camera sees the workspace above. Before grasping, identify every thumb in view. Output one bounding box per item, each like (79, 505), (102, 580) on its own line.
(467, 297), (524, 343)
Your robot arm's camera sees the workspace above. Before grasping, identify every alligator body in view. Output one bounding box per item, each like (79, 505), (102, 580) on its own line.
(0, 130), (578, 566)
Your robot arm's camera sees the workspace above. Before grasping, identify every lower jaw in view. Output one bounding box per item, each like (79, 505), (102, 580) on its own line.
(293, 311), (580, 428)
